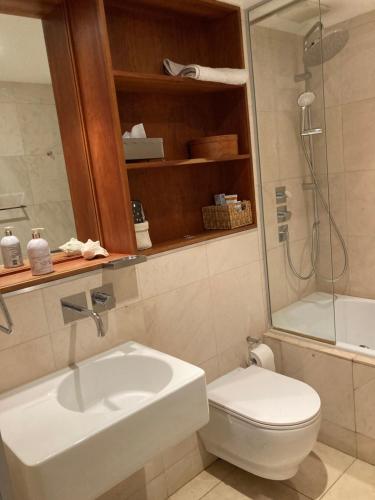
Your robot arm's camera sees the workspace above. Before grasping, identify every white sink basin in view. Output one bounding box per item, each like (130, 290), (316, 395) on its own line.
(0, 342), (209, 500)
(57, 355), (174, 414)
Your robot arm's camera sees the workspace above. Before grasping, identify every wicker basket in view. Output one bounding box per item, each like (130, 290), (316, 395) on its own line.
(202, 200), (252, 230)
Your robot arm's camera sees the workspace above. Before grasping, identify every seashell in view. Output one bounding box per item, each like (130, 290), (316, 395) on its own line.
(59, 238), (84, 256)
(81, 239), (109, 260)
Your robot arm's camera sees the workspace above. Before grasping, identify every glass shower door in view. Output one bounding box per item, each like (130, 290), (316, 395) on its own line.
(247, 0), (337, 343)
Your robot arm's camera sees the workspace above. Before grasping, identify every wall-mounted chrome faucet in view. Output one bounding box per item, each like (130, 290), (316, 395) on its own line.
(61, 285), (115, 338)
(62, 294), (106, 338)
(0, 293), (13, 335)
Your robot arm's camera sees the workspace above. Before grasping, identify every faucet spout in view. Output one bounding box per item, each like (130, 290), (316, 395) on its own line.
(0, 293), (13, 335)
(61, 300), (106, 337)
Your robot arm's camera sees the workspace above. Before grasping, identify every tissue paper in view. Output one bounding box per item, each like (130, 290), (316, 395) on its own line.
(123, 123), (147, 139)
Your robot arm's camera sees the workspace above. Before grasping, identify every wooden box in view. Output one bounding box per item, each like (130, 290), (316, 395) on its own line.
(189, 134), (238, 159)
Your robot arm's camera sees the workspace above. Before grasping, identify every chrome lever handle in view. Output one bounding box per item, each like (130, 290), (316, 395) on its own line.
(277, 206), (292, 223)
(91, 291), (111, 306)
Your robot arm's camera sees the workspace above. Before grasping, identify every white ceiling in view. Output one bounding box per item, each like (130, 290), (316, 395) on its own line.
(0, 14), (51, 84)
(244, 0), (375, 29)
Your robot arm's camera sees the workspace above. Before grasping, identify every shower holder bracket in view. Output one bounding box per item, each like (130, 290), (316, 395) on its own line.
(302, 182), (316, 191)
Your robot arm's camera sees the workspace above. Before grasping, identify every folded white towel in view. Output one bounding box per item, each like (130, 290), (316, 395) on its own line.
(163, 58), (248, 85)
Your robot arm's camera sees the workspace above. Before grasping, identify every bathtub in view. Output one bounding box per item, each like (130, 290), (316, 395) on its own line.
(272, 292), (375, 357)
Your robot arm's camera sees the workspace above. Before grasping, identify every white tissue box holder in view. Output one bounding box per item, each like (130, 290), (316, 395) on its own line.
(135, 221), (152, 250)
(124, 138), (164, 161)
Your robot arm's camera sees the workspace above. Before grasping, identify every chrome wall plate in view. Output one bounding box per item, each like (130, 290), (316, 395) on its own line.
(61, 292), (87, 324)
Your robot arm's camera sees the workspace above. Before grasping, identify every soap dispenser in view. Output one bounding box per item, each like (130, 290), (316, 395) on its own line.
(27, 228), (54, 276)
(0, 227), (24, 268)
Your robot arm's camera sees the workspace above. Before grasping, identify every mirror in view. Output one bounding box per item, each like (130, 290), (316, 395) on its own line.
(0, 13), (76, 266)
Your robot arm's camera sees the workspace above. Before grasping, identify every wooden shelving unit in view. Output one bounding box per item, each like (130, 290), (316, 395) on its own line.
(103, 0), (257, 252)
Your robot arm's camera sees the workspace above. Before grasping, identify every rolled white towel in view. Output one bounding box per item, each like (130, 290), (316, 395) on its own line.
(163, 58), (248, 85)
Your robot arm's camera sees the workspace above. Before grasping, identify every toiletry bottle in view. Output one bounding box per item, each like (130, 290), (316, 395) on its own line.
(0, 227), (24, 268)
(27, 228), (54, 276)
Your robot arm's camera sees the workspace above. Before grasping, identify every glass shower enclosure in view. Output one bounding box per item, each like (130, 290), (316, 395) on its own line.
(247, 0), (350, 344)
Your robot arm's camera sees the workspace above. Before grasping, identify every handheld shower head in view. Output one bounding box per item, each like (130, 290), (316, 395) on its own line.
(297, 92), (321, 136)
(298, 91), (316, 107)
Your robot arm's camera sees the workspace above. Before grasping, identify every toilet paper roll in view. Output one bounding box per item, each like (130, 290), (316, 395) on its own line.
(249, 344), (275, 371)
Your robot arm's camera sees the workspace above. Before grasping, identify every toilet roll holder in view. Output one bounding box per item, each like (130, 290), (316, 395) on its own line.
(246, 336), (262, 366)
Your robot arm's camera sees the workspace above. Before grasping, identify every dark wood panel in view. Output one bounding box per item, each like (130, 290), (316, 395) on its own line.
(211, 87), (251, 157)
(117, 92), (213, 160)
(117, 89), (249, 161)
(43, 3), (100, 243)
(0, 0), (62, 17)
(208, 11), (245, 69)
(105, 1), (243, 75)
(65, 0), (137, 254)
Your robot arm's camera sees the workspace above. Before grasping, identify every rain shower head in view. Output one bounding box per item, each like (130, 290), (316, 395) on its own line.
(304, 28), (349, 67)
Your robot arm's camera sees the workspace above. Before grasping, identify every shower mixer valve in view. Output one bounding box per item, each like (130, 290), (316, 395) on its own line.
(278, 225), (289, 243)
(275, 186), (292, 204)
(277, 205), (291, 224)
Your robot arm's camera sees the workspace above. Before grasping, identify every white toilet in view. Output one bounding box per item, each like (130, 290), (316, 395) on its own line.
(199, 365), (321, 480)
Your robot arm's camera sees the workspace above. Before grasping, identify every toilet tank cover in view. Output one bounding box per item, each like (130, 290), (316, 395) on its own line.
(207, 366), (321, 426)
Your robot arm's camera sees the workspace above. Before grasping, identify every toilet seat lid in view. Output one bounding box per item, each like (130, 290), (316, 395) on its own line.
(207, 366), (321, 427)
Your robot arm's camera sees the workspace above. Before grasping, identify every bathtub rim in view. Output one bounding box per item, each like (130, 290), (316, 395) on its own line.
(265, 329), (375, 368)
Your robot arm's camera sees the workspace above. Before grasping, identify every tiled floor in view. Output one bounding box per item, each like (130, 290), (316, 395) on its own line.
(170, 442), (375, 499)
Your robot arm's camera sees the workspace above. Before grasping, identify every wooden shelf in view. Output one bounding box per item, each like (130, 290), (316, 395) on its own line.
(126, 154), (250, 171)
(0, 253), (131, 294)
(140, 226), (256, 256)
(113, 71), (244, 95)
(107, 0), (239, 19)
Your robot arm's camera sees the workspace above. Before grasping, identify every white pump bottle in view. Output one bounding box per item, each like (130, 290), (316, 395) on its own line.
(0, 227), (23, 269)
(27, 228), (54, 276)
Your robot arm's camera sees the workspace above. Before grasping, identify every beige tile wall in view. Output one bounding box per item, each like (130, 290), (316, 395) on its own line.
(265, 331), (375, 465)
(0, 81), (76, 261)
(0, 230), (268, 499)
(5, 4), (375, 499)
(311, 9), (375, 297)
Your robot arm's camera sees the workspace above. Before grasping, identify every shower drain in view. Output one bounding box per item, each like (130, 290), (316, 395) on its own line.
(359, 344), (370, 349)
